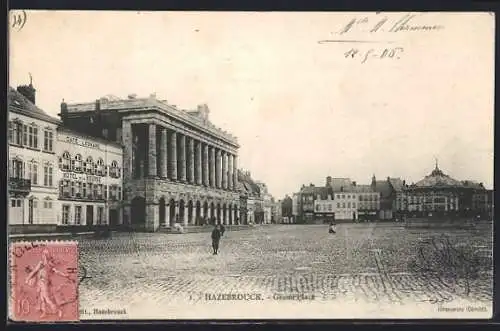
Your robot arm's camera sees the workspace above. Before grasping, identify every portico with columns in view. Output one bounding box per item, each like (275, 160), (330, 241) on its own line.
(121, 104), (240, 232)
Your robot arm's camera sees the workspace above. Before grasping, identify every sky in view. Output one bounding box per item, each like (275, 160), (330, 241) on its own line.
(9, 11), (495, 197)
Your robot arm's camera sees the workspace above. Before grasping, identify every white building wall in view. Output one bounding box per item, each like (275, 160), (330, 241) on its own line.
(333, 192), (359, 220)
(8, 111), (59, 225)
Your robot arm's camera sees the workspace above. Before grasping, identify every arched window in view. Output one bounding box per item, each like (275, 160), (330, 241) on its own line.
(74, 154), (82, 172)
(97, 158), (105, 176)
(85, 157), (93, 174)
(61, 151), (71, 171)
(109, 160), (121, 178)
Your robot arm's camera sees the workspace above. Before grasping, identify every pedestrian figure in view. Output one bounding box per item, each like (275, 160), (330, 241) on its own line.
(328, 222), (336, 234)
(211, 224), (222, 255)
(220, 223), (226, 236)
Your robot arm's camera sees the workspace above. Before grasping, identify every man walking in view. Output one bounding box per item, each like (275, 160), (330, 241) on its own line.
(220, 223), (226, 236)
(211, 224), (222, 255)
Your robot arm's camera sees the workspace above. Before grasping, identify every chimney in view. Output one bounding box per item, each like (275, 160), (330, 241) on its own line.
(17, 84), (36, 105)
(60, 99), (68, 122)
(326, 176), (332, 187)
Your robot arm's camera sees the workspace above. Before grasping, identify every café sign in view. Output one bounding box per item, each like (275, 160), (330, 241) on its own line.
(63, 172), (102, 183)
(63, 135), (101, 150)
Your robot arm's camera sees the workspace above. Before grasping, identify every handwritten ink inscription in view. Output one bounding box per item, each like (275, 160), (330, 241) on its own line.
(344, 47), (404, 64)
(10, 10), (27, 32)
(338, 13), (444, 35)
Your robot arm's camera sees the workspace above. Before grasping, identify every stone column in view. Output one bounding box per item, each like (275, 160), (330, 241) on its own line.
(210, 147), (216, 187)
(160, 128), (168, 178)
(122, 121), (133, 181)
(165, 203), (171, 227)
(196, 141), (202, 185)
(169, 130), (177, 180)
(216, 149), (222, 188)
(222, 151), (228, 190)
(174, 202), (179, 224)
(202, 144), (209, 186)
(233, 155), (238, 191)
(178, 134), (186, 181)
(228, 154), (233, 190)
(146, 204), (159, 232)
(183, 207), (188, 227)
(187, 137), (195, 183)
(207, 205), (212, 221)
(148, 123), (157, 177)
(224, 208), (229, 225)
(234, 207), (238, 224)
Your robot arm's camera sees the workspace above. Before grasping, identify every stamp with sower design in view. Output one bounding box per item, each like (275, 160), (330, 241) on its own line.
(10, 241), (79, 322)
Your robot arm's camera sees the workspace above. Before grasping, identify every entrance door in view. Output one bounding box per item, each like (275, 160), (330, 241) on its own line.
(86, 205), (94, 225)
(28, 199), (33, 224)
(109, 209), (118, 226)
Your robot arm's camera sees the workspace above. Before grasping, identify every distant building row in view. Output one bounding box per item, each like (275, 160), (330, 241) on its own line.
(288, 164), (493, 223)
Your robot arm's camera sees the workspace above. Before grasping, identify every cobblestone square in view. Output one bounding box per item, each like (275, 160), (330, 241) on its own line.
(75, 223), (493, 319)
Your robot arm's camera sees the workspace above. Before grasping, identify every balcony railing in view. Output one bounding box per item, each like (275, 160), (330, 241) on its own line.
(9, 177), (31, 195)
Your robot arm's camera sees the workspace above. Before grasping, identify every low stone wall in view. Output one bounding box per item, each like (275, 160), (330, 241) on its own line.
(9, 224), (58, 235)
(158, 224), (257, 234)
(405, 217), (475, 229)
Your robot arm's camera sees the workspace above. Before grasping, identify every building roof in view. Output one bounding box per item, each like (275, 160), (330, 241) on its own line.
(238, 170), (261, 196)
(354, 184), (375, 193)
(461, 180), (485, 190)
(8, 86), (60, 124)
(328, 178), (355, 192)
(413, 164), (464, 188)
(388, 177), (405, 192)
(373, 180), (393, 198)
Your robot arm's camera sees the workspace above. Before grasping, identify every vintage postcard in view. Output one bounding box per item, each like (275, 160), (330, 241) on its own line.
(8, 11), (494, 320)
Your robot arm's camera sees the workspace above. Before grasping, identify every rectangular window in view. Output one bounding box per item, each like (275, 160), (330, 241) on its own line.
(74, 206), (82, 225)
(75, 182), (82, 197)
(62, 205), (70, 225)
(337, 203), (340, 208)
(28, 126), (33, 147)
(32, 164), (37, 184)
(8, 122), (13, 143)
(43, 130), (53, 152)
(347, 202), (351, 208)
(104, 185), (108, 199)
(342, 203), (346, 208)
(82, 183), (87, 197)
(93, 184), (98, 199)
(23, 125), (28, 146)
(33, 127), (38, 148)
(71, 181), (75, 197)
(118, 187), (122, 201)
(352, 202), (356, 208)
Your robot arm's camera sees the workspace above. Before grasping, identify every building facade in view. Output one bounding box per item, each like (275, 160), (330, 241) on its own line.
(355, 185), (380, 221)
(291, 193), (299, 223)
(60, 95), (240, 231)
(404, 162), (489, 218)
(55, 128), (123, 226)
(8, 84), (59, 226)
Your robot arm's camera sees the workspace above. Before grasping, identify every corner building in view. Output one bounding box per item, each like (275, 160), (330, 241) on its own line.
(55, 128), (123, 226)
(61, 95), (240, 231)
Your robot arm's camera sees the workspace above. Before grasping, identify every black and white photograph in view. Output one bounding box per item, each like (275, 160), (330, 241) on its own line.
(7, 11), (494, 320)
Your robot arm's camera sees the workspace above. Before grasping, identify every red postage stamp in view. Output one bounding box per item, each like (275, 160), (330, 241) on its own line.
(10, 241), (79, 322)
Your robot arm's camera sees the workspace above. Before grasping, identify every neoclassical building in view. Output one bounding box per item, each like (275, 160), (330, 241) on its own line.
(59, 94), (240, 231)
